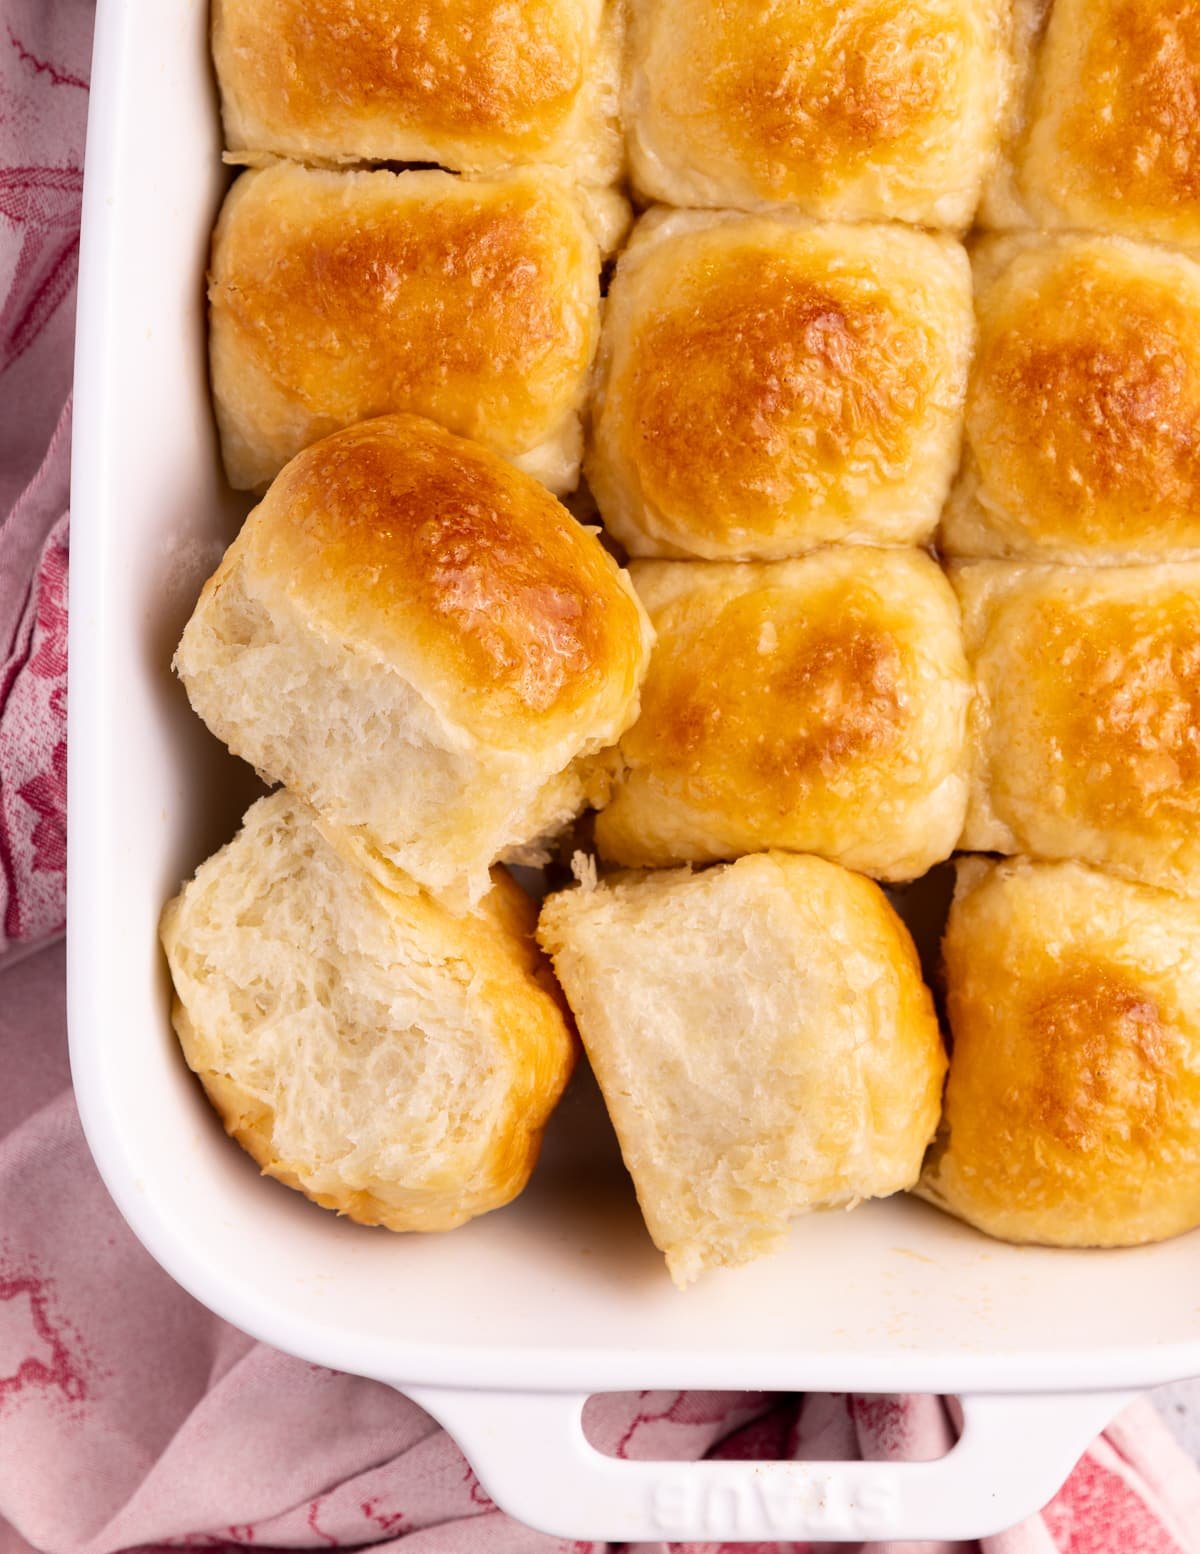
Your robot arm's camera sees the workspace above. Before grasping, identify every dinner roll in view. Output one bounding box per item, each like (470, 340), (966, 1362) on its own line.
(919, 857), (1200, 1248)
(212, 0), (621, 182)
(954, 560), (1200, 897)
(586, 210), (972, 561)
(943, 235), (1200, 563)
(538, 853), (946, 1286)
(174, 416), (653, 906)
(595, 551), (971, 880)
(985, 0), (1200, 248)
(625, 0), (1011, 226)
(210, 162), (624, 493)
(161, 792), (575, 1232)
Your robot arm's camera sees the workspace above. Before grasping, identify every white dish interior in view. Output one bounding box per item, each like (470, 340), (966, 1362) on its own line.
(69, 0), (1200, 1406)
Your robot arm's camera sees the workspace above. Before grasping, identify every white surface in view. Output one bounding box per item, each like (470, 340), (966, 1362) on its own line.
(68, 0), (1200, 1541)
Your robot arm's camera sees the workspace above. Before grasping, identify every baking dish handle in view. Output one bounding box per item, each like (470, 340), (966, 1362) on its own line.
(404, 1384), (1134, 1544)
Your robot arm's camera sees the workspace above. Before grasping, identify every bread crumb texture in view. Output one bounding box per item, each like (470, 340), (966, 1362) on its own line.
(539, 852), (945, 1284)
(161, 792), (575, 1231)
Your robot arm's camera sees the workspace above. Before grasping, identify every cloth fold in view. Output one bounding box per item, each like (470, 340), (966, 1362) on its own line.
(1, 2), (1198, 1551)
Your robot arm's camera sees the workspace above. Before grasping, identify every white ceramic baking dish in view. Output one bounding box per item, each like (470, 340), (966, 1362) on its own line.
(67, 0), (1200, 1542)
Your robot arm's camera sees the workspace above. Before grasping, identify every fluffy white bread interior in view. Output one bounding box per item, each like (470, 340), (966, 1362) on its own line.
(538, 853), (946, 1285)
(213, 0), (623, 186)
(160, 791), (576, 1231)
(586, 208), (973, 560)
(919, 856), (1200, 1248)
(173, 415), (654, 907)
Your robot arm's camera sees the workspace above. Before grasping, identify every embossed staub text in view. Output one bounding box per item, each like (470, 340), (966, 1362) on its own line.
(650, 1466), (902, 1539)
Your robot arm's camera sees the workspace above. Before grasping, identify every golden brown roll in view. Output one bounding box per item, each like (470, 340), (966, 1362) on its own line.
(210, 162), (624, 493)
(625, 0), (1011, 226)
(943, 234), (1200, 563)
(955, 560), (1200, 897)
(595, 550), (971, 880)
(919, 856), (1200, 1248)
(986, 0), (1200, 248)
(161, 792), (575, 1232)
(539, 852), (946, 1286)
(174, 415), (654, 906)
(212, 0), (621, 182)
(586, 210), (973, 560)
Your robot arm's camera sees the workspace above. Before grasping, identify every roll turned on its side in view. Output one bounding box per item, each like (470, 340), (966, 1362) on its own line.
(161, 792), (576, 1233)
(539, 853), (946, 1286)
(175, 414), (653, 907)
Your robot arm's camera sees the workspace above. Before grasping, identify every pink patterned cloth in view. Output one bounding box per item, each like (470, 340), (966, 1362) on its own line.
(0, 0), (79, 955)
(2, 4), (1200, 1553)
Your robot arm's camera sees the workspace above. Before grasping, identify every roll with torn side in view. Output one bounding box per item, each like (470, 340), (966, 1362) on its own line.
(920, 856), (1200, 1248)
(209, 162), (626, 493)
(586, 210), (973, 560)
(595, 550), (971, 880)
(625, 0), (1012, 227)
(538, 853), (946, 1285)
(160, 792), (576, 1232)
(943, 234), (1200, 564)
(983, 0), (1200, 250)
(213, 0), (622, 183)
(953, 560), (1200, 897)
(174, 415), (654, 907)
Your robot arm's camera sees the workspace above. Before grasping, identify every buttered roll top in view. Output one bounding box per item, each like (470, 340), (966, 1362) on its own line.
(954, 560), (1200, 898)
(213, 0), (622, 181)
(988, 0), (1200, 249)
(920, 857), (1200, 1248)
(595, 550), (971, 881)
(209, 162), (623, 493)
(588, 211), (973, 560)
(625, 0), (1011, 226)
(944, 234), (1200, 563)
